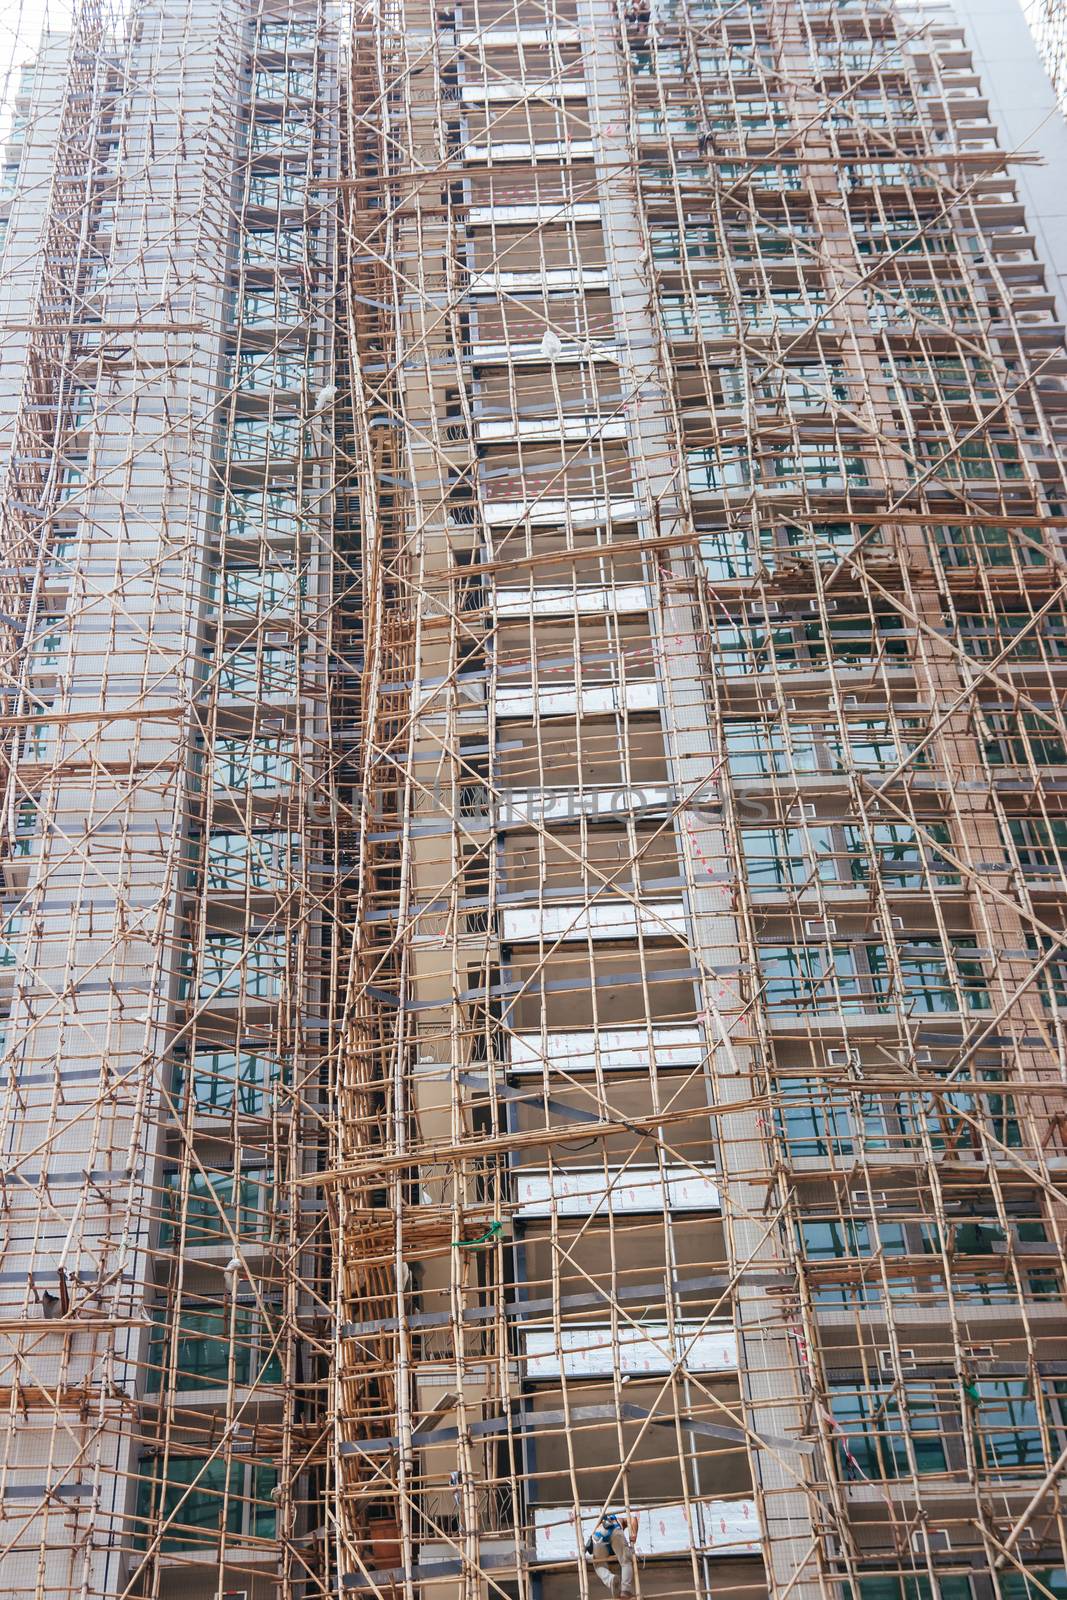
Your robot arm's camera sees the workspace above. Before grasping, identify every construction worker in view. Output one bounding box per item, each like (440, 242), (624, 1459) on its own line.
(584, 1510), (639, 1597)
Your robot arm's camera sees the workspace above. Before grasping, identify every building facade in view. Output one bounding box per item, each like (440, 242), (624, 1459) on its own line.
(338, 0), (1067, 1598)
(0, 0), (1066, 1598)
(0, 1), (342, 1597)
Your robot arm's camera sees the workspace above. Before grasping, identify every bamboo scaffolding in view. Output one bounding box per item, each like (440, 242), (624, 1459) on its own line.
(334, 3), (1067, 1600)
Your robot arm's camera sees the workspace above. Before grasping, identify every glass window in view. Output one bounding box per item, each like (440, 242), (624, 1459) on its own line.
(58, 460), (86, 502)
(916, 1070), (1020, 1150)
(801, 1217), (876, 1260)
(663, 286), (830, 341)
(887, 354), (999, 405)
(31, 615), (65, 671)
(636, 108), (702, 140)
(183, 929), (288, 1000)
(212, 736), (293, 793)
(972, 1380), (1050, 1474)
(1007, 817), (1067, 874)
(0, 910), (24, 968)
(242, 225), (313, 266)
(45, 535), (76, 578)
(776, 1079), (896, 1159)
(688, 443), (752, 491)
(1000, 1571), (1067, 1600)
(212, 561), (303, 615)
(933, 524), (1046, 569)
(758, 943), (865, 1012)
(252, 65), (315, 98)
(714, 161), (802, 191)
(834, 93), (921, 131)
(742, 825), (831, 890)
(725, 719), (815, 776)
(966, 604), (1067, 662)
(649, 224), (717, 262)
(160, 1166), (274, 1246)
(215, 645), (297, 699)
(818, 44), (905, 71)
(827, 718), (915, 771)
(649, 0), (767, 22)
(725, 717), (917, 778)
(22, 723), (52, 761)
(247, 115), (312, 153)
(136, 1456), (277, 1549)
(800, 1218), (914, 1304)
(957, 609), (1067, 662)
(631, 43), (775, 76)
(204, 830), (300, 891)
(708, 621), (800, 675)
(844, 821), (957, 887)
(797, 446), (868, 490)
(867, 937), (989, 1014)
(982, 711), (1067, 768)
(859, 1576), (972, 1600)
(240, 284), (305, 327)
(148, 1302), (282, 1391)
(224, 487), (302, 541)
(256, 19), (316, 49)
(783, 521), (877, 562)
(232, 348), (308, 393)
(246, 166), (307, 208)
(775, 1079), (855, 1157)
(11, 799), (39, 859)
(174, 1049), (286, 1116)
(867, 281), (975, 330)
(755, 362), (850, 410)
(911, 437), (1025, 483)
(699, 525), (766, 579)
(229, 415), (303, 461)
(829, 1380), (947, 1479)
(741, 821), (955, 892)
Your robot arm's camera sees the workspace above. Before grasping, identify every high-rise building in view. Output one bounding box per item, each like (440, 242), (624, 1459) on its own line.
(0, 3), (342, 1597)
(0, 0), (1066, 1598)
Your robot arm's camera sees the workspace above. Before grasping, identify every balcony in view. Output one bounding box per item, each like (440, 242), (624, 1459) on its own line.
(466, 198), (599, 227)
(508, 1023), (706, 1075)
(460, 78), (588, 105)
(493, 781), (675, 828)
(481, 493), (640, 528)
(514, 1163), (720, 1216)
(500, 899), (687, 944)
(464, 135), (596, 162)
(467, 332), (614, 365)
(495, 582), (646, 618)
(494, 679), (659, 719)
(522, 1318), (737, 1379)
(476, 412), (626, 445)
(533, 1497), (760, 1562)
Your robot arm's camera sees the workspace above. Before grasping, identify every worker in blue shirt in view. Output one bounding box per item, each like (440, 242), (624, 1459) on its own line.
(584, 1510), (639, 1596)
